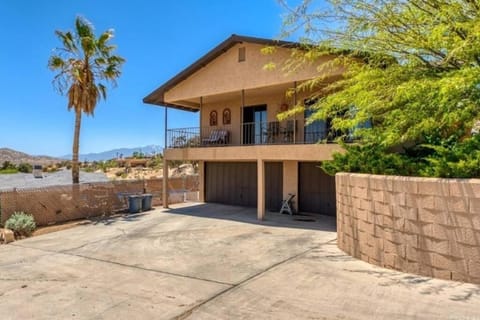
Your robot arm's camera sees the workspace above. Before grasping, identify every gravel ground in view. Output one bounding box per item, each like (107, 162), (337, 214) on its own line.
(0, 169), (109, 191)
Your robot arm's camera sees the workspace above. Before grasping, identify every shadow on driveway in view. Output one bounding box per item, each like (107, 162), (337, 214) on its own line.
(164, 202), (336, 232)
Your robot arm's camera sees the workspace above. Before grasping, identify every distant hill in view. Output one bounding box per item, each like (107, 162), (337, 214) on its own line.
(0, 148), (63, 165)
(61, 145), (163, 162)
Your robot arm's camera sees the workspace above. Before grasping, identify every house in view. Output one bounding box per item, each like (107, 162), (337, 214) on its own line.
(143, 35), (346, 219)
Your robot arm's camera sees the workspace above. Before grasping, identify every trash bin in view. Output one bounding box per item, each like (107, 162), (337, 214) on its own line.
(128, 195), (142, 213)
(142, 193), (153, 211)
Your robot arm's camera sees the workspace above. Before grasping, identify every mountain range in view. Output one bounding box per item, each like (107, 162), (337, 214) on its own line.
(0, 148), (63, 165)
(0, 145), (163, 165)
(61, 145), (163, 161)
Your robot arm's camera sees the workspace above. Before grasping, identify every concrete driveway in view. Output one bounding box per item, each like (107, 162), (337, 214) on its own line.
(0, 203), (479, 319)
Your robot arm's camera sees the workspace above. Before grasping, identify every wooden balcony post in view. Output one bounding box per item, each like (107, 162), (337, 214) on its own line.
(163, 106), (169, 208)
(163, 157), (169, 208)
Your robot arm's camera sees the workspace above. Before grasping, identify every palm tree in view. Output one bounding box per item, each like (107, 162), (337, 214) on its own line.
(49, 17), (125, 183)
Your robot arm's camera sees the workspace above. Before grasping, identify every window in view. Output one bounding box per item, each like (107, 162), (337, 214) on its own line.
(238, 47), (246, 62)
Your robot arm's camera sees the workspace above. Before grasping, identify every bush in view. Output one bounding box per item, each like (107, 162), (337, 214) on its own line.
(5, 212), (36, 237)
(322, 143), (422, 177)
(17, 163), (32, 173)
(322, 134), (480, 178)
(1, 161), (15, 170)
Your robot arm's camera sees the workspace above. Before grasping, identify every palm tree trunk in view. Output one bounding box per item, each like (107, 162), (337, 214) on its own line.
(72, 109), (82, 184)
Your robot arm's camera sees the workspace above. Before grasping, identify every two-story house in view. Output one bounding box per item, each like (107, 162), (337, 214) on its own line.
(143, 35), (345, 220)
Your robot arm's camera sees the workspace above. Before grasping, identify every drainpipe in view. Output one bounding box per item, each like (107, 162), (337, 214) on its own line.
(163, 106), (169, 208)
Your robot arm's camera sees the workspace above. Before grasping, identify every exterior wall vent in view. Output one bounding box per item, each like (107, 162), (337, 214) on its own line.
(238, 47), (246, 62)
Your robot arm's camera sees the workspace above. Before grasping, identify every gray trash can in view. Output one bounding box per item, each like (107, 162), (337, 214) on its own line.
(142, 194), (153, 211)
(128, 195), (142, 213)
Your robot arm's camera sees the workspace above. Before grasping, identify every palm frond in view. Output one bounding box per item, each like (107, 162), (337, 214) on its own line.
(49, 17), (124, 116)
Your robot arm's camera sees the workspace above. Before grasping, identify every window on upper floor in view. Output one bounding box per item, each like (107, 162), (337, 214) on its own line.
(238, 47), (246, 62)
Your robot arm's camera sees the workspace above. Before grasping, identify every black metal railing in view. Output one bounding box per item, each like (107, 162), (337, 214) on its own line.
(166, 119), (351, 148)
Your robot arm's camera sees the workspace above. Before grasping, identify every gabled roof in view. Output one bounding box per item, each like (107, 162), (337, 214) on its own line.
(142, 34), (298, 112)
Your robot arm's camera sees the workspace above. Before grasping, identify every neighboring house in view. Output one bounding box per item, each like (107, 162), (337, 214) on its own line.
(144, 34), (345, 219)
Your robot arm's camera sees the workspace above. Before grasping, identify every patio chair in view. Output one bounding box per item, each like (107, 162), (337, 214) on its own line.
(202, 129), (229, 145)
(280, 193), (295, 215)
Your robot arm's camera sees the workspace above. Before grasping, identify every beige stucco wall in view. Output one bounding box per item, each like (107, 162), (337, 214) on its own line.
(164, 42), (343, 103)
(336, 173), (480, 285)
(198, 90), (308, 144)
(164, 144), (343, 162)
(283, 161), (299, 212)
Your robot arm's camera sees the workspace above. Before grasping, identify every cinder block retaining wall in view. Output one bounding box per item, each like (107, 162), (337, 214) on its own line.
(336, 173), (480, 284)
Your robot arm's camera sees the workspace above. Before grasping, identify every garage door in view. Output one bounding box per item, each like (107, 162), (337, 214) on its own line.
(265, 162), (283, 212)
(298, 162), (336, 216)
(205, 162), (257, 207)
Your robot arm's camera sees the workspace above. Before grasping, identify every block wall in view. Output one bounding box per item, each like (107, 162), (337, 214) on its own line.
(336, 173), (480, 284)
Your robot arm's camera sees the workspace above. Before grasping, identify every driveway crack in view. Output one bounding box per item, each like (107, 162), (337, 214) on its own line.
(172, 240), (335, 320)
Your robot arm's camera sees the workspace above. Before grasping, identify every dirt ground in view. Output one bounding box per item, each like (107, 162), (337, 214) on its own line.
(104, 163), (195, 180)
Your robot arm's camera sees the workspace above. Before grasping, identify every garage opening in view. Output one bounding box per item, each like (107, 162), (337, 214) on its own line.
(298, 162), (336, 216)
(205, 162), (257, 207)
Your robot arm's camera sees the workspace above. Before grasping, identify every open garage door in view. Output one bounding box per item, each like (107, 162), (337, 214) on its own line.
(205, 162), (257, 207)
(298, 162), (336, 216)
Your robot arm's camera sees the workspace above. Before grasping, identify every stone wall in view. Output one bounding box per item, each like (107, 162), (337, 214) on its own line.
(336, 173), (480, 284)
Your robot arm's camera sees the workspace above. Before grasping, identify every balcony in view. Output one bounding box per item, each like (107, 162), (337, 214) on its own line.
(167, 120), (345, 149)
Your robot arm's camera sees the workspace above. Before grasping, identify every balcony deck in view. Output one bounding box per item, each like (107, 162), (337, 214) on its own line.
(165, 121), (345, 161)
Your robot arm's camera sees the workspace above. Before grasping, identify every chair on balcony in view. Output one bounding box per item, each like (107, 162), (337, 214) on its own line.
(280, 120), (296, 143)
(202, 129), (229, 145)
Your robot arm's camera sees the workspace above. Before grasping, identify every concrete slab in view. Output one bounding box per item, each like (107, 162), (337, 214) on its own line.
(0, 252), (228, 320)
(189, 243), (480, 319)
(0, 202), (478, 319)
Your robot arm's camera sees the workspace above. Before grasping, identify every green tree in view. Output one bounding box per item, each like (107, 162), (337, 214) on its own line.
(17, 163), (32, 173)
(278, 0), (480, 177)
(1, 161), (15, 170)
(49, 17), (125, 183)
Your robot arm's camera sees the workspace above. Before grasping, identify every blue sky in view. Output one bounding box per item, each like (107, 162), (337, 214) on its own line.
(0, 0), (289, 156)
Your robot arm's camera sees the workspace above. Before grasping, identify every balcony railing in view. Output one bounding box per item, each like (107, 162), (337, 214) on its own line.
(167, 120), (346, 148)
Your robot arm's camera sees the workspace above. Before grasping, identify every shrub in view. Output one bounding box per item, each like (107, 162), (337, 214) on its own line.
(322, 143), (422, 177)
(1, 161), (15, 170)
(17, 163), (32, 173)
(5, 212), (36, 237)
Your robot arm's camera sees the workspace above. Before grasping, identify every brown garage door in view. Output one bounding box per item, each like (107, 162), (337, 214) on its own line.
(205, 162), (257, 207)
(298, 162), (336, 216)
(265, 162), (283, 212)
